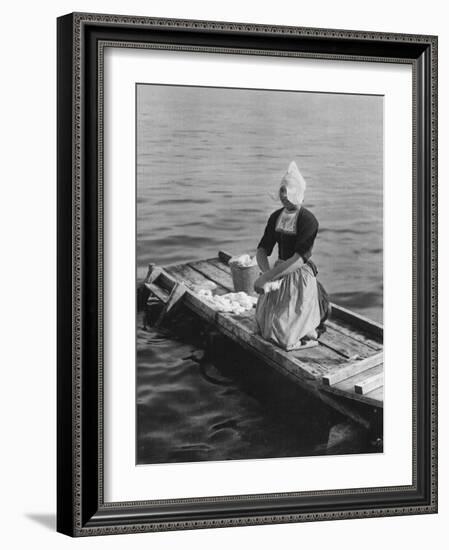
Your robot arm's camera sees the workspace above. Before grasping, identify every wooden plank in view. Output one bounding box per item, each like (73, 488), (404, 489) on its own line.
(316, 390), (371, 429)
(209, 257), (232, 275)
(319, 325), (374, 360)
(143, 264), (163, 285)
(326, 319), (382, 350)
(320, 383), (383, 409)
(155, 282), (187, 328)
(155, 269), (218, 322)
(166, 264), (229, 295)
(332, 364), (383, 394)
(364, 386), (384, 403)
(354, 372), (384, 395)
(189, 260), (235, 291)
(322, 352), (384, 386)
(144, 282), (169, 304)
(330, 303), (383, 339)
(292, 343), (348, 375)
(165, 263), (213, 287)
(218, 250), (232, 264)
(234, 313), (257, 332)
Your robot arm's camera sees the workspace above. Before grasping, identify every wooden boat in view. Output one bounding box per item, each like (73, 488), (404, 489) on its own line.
(141, 250), (383, 434)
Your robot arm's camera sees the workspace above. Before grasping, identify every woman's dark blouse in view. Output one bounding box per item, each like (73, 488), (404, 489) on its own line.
(257, 207), (319, 262)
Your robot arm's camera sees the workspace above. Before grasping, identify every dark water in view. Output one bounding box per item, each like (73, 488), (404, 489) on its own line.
(136, 309), (376, 464)
(136, 85), (383, 464)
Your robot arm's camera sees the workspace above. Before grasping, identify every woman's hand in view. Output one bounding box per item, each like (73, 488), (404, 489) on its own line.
(254, 274), (269, 295)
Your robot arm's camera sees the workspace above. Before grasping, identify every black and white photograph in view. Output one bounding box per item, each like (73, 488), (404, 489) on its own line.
(51, 7), (438, 541)
(136, 83), (384, 465)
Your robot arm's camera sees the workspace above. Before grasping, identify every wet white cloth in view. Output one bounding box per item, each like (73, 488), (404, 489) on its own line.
(229, 254), (258, 267)
(197, 290), (257, 315)
(191, 281), (217, 293)
(262, 280), (282, 293)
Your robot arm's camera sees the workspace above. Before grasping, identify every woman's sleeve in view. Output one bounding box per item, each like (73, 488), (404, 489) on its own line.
(294, 214), (318, 261)
(257, 212), (277, 256)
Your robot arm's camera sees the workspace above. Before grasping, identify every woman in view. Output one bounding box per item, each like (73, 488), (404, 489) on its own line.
(254, 161), (329, 350)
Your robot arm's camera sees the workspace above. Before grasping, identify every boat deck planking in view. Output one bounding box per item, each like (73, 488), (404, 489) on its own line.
(144, 252), (384, 427)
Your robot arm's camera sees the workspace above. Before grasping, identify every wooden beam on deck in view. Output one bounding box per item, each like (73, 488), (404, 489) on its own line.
(354, 372), (384, 395)
(155, 281), (187, 328)
(322, 352), (383, 386)
(330, 304), (383, 339)
(144, 282), (169, 304)
(144, 263), (163, 285)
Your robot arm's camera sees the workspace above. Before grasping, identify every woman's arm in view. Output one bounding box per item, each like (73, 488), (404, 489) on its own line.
(265, 253), (304, 281)
(256, 247), (271, 273)
(254, 253), (304, 293)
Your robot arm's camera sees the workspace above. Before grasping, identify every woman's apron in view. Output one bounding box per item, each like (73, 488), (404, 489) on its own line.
(255, 261), (323, 351)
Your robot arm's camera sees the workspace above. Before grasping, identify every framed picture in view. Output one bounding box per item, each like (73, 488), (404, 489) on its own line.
(57, 12), (438, 536)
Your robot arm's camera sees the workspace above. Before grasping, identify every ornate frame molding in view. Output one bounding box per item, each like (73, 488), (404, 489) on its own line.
(57, 12), (437, 537)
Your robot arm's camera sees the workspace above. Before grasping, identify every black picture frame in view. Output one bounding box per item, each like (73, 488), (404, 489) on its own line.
(57, 12), (438, 536)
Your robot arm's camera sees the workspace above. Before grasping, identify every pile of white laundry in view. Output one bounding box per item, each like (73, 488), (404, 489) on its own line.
(196, 289), (257, 315)
(228, 254), (258, 268)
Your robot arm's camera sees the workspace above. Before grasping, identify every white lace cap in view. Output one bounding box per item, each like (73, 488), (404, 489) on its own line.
(280, 161), (307, 206)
